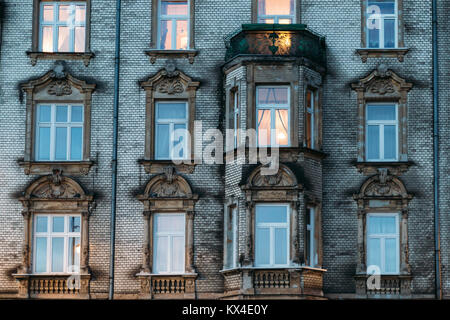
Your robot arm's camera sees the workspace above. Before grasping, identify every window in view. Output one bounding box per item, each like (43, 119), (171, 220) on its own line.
(158, 0), (189, 50)
(256, 86), (290, 147)
(305, 207), (318, 267)
(305, 89), (316, 149)
(225, 206), (238, 269)
(35, 104), (84, 161)
(257, 0), (295, 24)
(39, 2), (86, 53)
(229, 89), (240, 149)
(366, 0), (397, 49)
(155, 101), (188, 160)
(366, 104), (398, 161)
(366, 213), (399, 274)
(33, 214), (81, 274)
(255, 204), (289, 267)
(153, 213), (186, 274)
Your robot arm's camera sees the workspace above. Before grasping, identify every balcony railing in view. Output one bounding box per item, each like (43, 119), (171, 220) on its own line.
(355, 274), (412, 298)
(137, 273), (197, 299)
(225, 24), (326, 67)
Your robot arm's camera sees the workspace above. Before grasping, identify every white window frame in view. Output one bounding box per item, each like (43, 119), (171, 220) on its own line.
(154, 101), (189, 160)
(366, 103), (398, 162)
(39, 2), (87, 53)
(256, 86), (291, 147)
(35, 104), (84, 162)
(305, 88), (315, 150)
(153, 213), (186, 274)
(366, 0), (398, 49)
(257, 0), (296, 24)
(225, 206), (238, 269)
(33, 214), (81, 274)
(233, 90), (240, 149)
(306, 207), (318, 267)
(157, 0), (190, 50)
(366, 212), (400, 275)
(255, 203), (290, 268)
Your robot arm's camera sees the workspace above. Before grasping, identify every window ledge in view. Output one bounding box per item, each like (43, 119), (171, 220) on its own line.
(26, 52), (95, 67)
(353, 161), (414, 176)
(139, 159), (196, 174)
(145, 49), (198, 64)
(19, 160), (94, 176)
(355, 48), (409, 63)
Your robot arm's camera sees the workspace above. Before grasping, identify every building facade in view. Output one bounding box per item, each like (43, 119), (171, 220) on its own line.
(0, 0), (448, 299)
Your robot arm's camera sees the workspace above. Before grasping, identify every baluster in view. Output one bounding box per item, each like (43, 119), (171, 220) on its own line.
(180, 279), (185, 293)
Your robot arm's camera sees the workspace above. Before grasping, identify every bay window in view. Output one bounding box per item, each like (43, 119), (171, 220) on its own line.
(366, 104), (398, 161)
(305, 89), (316, 149)
(366, 0), (397, 49)
(232, 89), (240, 149)
(158, 0), (189, 50)
(257, 0), (295, 24)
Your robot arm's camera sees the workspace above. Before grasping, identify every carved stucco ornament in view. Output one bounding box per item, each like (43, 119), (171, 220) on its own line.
(249, 165), (298, 188)
(47, 79), (73, 96)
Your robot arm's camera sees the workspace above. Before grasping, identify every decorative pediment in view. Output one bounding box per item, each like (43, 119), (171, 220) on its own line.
(140, 167), (195, 199)
(244, 164), (300, 190)
(140, 67), (200, 98)
(354, 169), (412, 200)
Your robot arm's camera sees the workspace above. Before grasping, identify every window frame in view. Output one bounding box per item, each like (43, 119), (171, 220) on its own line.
(366, 212), (400, 275)
(254, 0), (297, 24)
(365, 103), (398, 162)
(254, 203), (290, 268)
(305, 206), (318, 268)
(366, 0), (398, 49)
(157, 0), (190, 50)
(305, 88), (317, 150)
(232, 89), (240, 149)
(224, 204), (238, 269)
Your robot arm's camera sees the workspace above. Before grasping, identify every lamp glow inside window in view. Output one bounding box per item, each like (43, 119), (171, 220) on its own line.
(35, 104), (84, 161)
(366, 104), (398, 161)
(257, 0), (295, 24)
(367, 0), (397, 48)
(39, 2), (86, 53)
(256, 86), (290, 147)
(33, 215), (81, 274)
(158, 0), (189, 50)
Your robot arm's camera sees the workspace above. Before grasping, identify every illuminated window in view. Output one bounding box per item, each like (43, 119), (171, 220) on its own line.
(39, 2), (86, 53)
(158, 0), (189, 50)
(257, 0), (295, 24)
(366, 0), (397, 48)
(256, 86), (290, 147)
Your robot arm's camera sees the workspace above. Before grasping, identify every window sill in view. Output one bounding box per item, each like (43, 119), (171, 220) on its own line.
(139, 159), (196, 174)
(145, 49), (198, 64)
(353, 160), (414, 176)
(26, 51), (95, 67)
(355, 48), (409, 63)
(19, 160), (94, 176)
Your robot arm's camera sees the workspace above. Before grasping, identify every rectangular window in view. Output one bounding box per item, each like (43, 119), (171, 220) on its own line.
(305, 89), (316, 149)
(367, 0), (397, 48)
(367, 213), (399, 274)
(39, 2), (87, 53)
(155, 101), (188, 160)
(255, 204), (289, 267)
(33, 214), (81, 274)
(366, 104), (398, 161)
(257, 0), (295, 24)
(305, 207), (318, 267)
(256, 86), (290, 147)
(231, 89), (240, 149)
(153, 213), (185, 274)
(35, 104), (84, 161)
(225, 206), (238, 269)
(158, 0), (189, 50)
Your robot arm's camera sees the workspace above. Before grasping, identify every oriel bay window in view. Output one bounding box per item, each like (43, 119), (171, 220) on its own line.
(305, 88), (316, 149)
(257, 0), (295, 24)
(256, 86), (290, 147)
(366, 0), (397, 49)
(366, 104), (398, 161)
(158, 0), (189, 50)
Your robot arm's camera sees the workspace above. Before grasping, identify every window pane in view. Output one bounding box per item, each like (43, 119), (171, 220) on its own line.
(369, 1), (395, 15)
(58, 26), (70, 52)
(258, 0), (294, 16)
(173, 123), (187, 159)
(70, 127), (83, 160)
(160, 20), (172, 49)
(367, 125), (380, 160)
(257, 109), (271, 147)
(154, 236), (168, 273)
(368, 216), (396, 234)
(385, 238), (398, 273)
(58, 5), (70, 22)
(42, 26), (53, 52)
(274, 228), (287, 265)
(176, 20), (188, 50)
(51, 237), (64, 272)
(68, 237), (80, 271)
(278, 18), (292, 24)
(384, 19), (396, 48)
(38, 127), (51, 160)
(368, 21), (380, 48)
(384, 125), (396, 159)
(71, 106), (83, 122)
(75, 27), (86, 52)
(306, 111), (312, 148)
(43, 5), (54, 22)
(55, 127), (68, 160)
(256, 205), (287, 224)
(172, 235), (185, 273)
(75, 5), (86, 22)
(255, 227), (270, 265)
(257, 87), (289, 105)
(157, 103), (187, 119)
(275, 109), (289, 146)
(39, 105), (51, 122)
(155, 214), (185, 234)
(56, 106), (68, 122)
(35, 237), (47, 272)
(69, 216), (81, 233)
(52, 216), (65, 232)
(161, 1), (188, 15)
(156, 124), (170, 159)
(367, 238), (381, 270)
(368, 105), (396, 121)
(36, 216), (48, 233)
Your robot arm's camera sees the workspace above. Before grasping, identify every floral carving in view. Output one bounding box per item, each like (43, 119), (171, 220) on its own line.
(47, 79), (73, 96)
(369, 79), (395, 95)
(252, 168), (295, 187)
(158, 78), (184, 94)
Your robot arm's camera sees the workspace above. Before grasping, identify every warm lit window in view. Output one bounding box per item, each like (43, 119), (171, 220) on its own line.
(257, 0), (295, 24)
(366, 104), (398, 161)
(305, 207), (318, 267)
(33, 214), (81, 274)
(225, 206), (238, 269)
(255, 204), (289, 267)
(366, 0), (397, 48)
(39, 2), (86, 53)
(153, 213), (185, 274)
(256, 86), (290, 147)
(305, 89), (316, 149)
(367, 213), (399, 274)
(35, 104), (84, 161)
(158, 0), (189, 50)
(155, 102), (188, 160)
